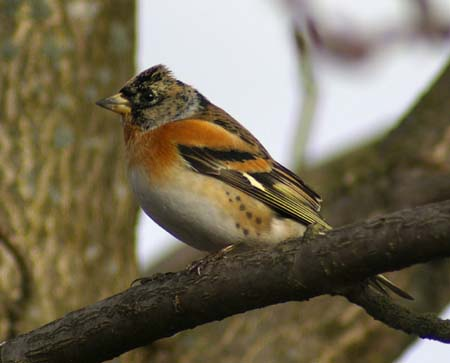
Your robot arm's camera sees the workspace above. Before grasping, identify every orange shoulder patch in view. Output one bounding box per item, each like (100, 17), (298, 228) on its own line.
(162, 119), (254, 151)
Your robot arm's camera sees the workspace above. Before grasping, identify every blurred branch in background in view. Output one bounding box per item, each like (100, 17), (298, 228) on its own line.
(291, 28), (318, 168)
(286, 0), (450, 169)
(285, 0), (449, 62)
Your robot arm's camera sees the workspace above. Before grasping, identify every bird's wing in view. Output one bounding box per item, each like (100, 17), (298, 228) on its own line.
(178, 142), (330, 229)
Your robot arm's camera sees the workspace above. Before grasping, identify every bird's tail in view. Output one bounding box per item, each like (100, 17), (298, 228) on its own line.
(316, 222), (412, 300)
(370, 274), (413, 300)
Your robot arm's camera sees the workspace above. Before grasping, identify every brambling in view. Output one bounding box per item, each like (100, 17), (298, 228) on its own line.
(96, 64), (412, 300)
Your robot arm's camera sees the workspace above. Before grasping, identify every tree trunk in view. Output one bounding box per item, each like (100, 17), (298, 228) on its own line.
(0, 0), (137, 345)
(143, 60), (450, 363)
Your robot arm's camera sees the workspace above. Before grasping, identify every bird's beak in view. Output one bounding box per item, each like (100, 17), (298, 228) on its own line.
(96, 93), (131, 115)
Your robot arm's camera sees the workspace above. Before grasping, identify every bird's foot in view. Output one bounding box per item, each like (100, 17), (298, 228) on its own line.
(187, 243), (249, 275)
(130, 272), (166, 287)
(302, 223), (329, 243)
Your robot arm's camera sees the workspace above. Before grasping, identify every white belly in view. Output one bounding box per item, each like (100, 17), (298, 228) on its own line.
(129, 166), (240, 251)
(129, 165), (308, 252)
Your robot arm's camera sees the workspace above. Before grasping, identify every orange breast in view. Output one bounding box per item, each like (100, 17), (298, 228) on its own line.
(124, 119), (255, 181)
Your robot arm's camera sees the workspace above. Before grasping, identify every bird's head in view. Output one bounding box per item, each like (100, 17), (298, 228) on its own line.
(96, 65), (204, 130)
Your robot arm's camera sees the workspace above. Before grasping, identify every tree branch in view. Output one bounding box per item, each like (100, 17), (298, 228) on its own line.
(1, 200), (450, 363)
(346, 287), (450, 342)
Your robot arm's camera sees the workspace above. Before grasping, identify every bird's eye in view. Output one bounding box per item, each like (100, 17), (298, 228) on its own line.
(142, 91), (155, 103)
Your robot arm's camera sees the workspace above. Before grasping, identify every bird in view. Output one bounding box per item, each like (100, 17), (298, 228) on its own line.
(96, 64), (412, 300)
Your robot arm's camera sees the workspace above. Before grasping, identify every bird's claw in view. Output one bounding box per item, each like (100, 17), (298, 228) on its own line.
(186, 244), (237, 275)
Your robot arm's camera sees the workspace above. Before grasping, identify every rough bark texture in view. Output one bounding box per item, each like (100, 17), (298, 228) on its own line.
(142, 60), (450, 363)
(0, 0), (137, 344)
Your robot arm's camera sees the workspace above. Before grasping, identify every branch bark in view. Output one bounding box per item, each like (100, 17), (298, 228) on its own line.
(1, 200), (449, 363)
(346, 288), (450, 342)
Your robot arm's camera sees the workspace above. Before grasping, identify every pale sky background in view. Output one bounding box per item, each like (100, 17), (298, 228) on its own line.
(136, 1), (450, 361)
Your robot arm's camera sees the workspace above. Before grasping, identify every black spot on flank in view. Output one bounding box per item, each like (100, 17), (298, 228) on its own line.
(225, 191), (230, 196)
(228, 198), (233, 203)
(256, 217), (262, 224)
(239, 204), (246, 211)
(246, 212), (252, 219)
(235, 223), (240, 229)
(243, 229), (249, 236)
(235, 196), (241, 201)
